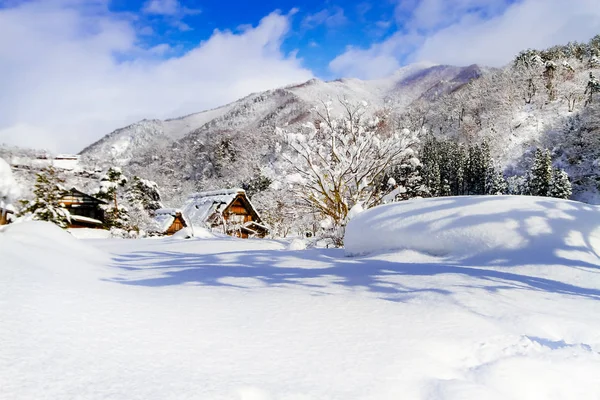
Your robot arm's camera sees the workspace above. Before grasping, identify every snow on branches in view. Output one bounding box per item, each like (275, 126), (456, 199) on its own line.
(279, 100), (418, 244)
(0, 157), (20, 211)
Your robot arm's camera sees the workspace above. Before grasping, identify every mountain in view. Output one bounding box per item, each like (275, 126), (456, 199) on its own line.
(80, 63), (486, 166)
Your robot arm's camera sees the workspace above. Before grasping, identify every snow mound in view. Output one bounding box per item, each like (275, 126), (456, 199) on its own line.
(345, 196), (600, 263)
(172, 227), (194, 239)
(287, 238), (307, 250)
(1, 221), (109, 273)
(191, 226), (215, 238)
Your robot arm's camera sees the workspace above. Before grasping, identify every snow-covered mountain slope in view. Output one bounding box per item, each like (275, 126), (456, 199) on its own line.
(3, 197), (600, 399)
(79, 63), (484, 165)
(79, 105), (235, 165)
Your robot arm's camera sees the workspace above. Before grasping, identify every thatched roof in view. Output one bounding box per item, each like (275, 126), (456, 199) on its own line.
(183, 188), (262, 227)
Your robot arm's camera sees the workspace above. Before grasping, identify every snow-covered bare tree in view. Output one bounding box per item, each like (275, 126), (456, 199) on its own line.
(280, 100), (418, 245)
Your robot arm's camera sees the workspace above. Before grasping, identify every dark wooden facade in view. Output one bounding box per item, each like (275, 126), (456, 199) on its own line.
(0, 208), (14, 226)
(60, 188), (107, 229)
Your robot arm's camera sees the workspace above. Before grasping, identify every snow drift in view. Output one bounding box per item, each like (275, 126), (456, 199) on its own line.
(345, 196), (600, 264)
(0, 221), (109, 275)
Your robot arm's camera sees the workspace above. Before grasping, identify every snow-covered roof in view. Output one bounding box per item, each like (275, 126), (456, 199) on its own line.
(70, 215), (103, 226)
(153, 208), (192, 233)
(183, 188), (247, 227)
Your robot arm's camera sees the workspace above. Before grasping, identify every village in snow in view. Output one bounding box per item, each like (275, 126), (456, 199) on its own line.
(2, 0), (600, 398)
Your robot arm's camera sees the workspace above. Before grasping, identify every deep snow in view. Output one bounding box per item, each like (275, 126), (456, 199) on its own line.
(2, 196), (600, 399)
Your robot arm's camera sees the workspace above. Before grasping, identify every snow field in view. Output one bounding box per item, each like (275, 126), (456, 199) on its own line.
(2, 197), (600, 400)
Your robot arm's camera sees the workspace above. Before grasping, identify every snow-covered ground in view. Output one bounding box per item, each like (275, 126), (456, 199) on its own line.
(2, 196), (600, 399)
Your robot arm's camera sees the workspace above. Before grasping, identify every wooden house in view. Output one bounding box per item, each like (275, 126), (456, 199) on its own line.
(183, 188), (268, 238)
(59, 188), (107, 229)
(153, 209), (192, 236)
(0, 207), (14, 225)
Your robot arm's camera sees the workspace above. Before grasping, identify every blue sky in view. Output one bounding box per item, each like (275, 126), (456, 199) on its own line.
(107, 0), (401, 78)
(1, 0), (599, 152)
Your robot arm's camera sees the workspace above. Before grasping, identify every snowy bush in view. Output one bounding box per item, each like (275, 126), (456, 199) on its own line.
(0, 157), (20, 217)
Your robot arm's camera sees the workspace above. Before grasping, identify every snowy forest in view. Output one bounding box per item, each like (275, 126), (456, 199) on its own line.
(2, 35), (600, 243)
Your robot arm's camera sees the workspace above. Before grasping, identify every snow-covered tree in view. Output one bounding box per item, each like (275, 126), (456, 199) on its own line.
(527, 149), (553, 197)
(0, 157), (20, 213)
(126, 176), (163, 232)
(126, 176), (162, 212)
(549, 168), (572, 199)
(19, 166), (70, 228)
(485, 165), (507, 195)
(280, 100), (418, 245)
(95, 167), (129, 228)
(506, 175), (529, 195)
(585, 72), (600, 106)
(382, 157), (428, 202)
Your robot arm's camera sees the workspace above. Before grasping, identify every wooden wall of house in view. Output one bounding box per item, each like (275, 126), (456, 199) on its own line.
(166, 215), (186, 235)
(223, 197), (254, 224)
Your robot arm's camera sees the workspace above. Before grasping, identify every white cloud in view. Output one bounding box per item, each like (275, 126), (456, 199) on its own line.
(330, 0), (600, 79)
(302, 7), (348, 30)
(142, 0), (199, 17)
(0, 1), (312, 153)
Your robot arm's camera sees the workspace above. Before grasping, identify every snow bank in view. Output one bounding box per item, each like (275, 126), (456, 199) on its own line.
(68, 228), (112, 240)
(1, 221), (109, 274)
(345, 196), (600, 262)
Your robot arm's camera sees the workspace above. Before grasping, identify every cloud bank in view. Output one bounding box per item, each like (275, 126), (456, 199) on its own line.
(330, 0), (600, 79)
(0, 1), (312, 153)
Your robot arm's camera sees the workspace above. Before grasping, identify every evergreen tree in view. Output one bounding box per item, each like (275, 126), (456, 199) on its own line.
(126, 176), (162, 212)
(95, 167), (129, 228)
(549, 168), (572, 199)
(126, 176), (163, 232)
(19, 166), (70, 228)
(485, 165), (507, 195)
(420, 136), (441, 196)
(506, 175), (529, 195)
(585, 72), (600, 106)
(527, 149), (553, 196)
(383, 159), (428, 201)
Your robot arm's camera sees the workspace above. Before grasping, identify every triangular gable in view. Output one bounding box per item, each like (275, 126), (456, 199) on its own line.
(222, 193), (262, 223)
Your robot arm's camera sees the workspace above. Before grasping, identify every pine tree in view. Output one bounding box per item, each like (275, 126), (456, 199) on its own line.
(420, 137), (441, 196)
(585, 72), (600, 106)
(384, 159), (427, 201)
(549, 168), (572, 199)
(485, 165), (507, 195)
(528, 149), (553, 196)
(126, 176), (162, 212)
(19, 166), (70, 228)
(126, 176), (163, 232)
(95, 167), (129, 228)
